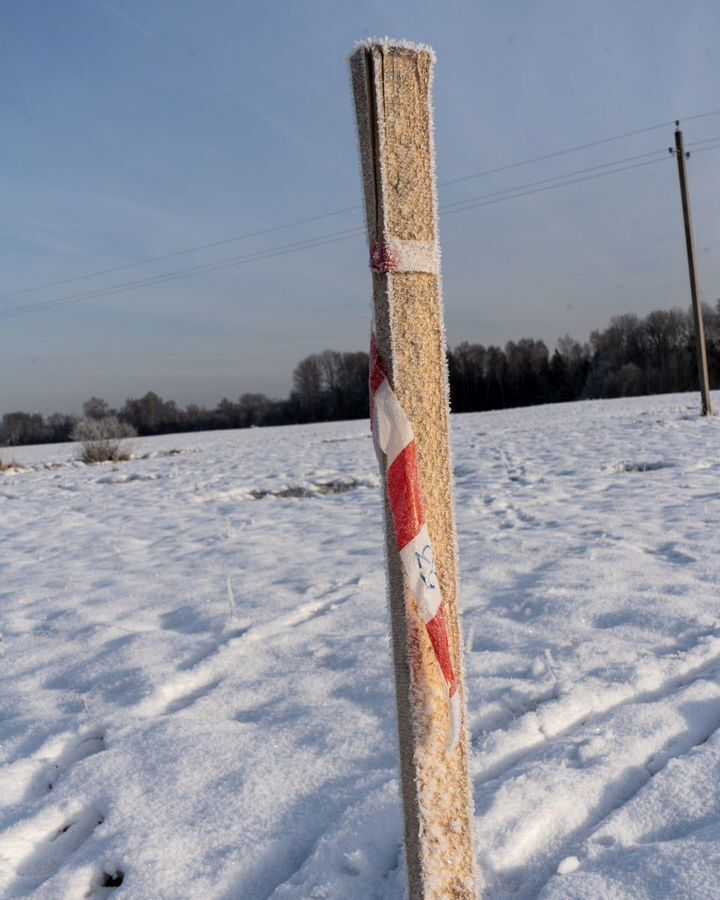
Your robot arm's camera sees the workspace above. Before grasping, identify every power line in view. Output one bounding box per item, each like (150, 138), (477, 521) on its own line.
(0, 205), (361, 302)
(687, 141), (720, 155)
(442, 137), (720, 216)
(442, 154), (672, 217)
(0, 148), (709, 320)
(442, 146), (671, 211)
(4, 109), (720, 302)
(685, 134), (720, 147)
(440, 136), (718, 216)
(5, 142), (713, 322)
(441, 108), (720, 188)
(0, 228), (365, 319)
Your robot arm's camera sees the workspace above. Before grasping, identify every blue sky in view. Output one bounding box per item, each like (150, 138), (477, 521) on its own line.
(2, 0), (720, 414)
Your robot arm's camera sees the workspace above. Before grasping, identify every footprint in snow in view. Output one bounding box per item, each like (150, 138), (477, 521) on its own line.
(84, 867), (125, 897)
(27, 728), (106, 799)
(8, 807), (104, 894)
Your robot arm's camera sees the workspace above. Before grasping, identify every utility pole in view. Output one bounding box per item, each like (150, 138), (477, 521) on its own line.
(349, 40), (476, 899)
(671, 122), (713, 415)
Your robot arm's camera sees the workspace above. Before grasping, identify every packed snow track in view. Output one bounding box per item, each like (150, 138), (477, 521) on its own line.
(3, 393), (720, 898)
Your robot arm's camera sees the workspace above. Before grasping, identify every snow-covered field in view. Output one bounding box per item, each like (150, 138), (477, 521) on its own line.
(3, 393), (720, 899)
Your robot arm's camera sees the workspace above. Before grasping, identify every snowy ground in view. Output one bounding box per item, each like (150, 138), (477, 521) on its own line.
(3, 393), (720, 899)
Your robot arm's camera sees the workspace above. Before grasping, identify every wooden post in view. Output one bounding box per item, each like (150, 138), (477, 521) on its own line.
(673, 123), (713, 416)
(349, 40), (476, 899)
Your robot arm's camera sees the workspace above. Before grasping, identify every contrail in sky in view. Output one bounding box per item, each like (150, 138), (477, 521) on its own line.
(93, 0), (351, 177)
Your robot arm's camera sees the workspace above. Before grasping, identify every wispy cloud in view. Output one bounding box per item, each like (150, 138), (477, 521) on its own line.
(93, 0), (351, 177)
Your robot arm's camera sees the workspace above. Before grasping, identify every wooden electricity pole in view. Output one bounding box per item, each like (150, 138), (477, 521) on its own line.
(672, 123), (713, 416)
(349, 40), (476, 899)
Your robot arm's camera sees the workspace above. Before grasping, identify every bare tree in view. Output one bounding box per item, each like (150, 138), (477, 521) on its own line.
(0, 412), (46, 446)
(292, 355), (323, 419)
(83, 397), (112, 420)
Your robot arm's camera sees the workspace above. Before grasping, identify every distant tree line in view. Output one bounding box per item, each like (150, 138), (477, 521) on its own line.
(3, 304), (720, 447)
(0, 350), (370, 446)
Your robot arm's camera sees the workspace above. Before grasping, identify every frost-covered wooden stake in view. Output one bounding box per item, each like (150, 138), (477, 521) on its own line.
(349, 40), (477, 899)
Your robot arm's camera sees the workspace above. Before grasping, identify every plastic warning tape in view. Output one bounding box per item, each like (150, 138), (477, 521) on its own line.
(369, 244), (460, 748)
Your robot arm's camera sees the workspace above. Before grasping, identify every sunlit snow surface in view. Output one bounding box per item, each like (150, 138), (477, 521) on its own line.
(3, 393), (720, 898)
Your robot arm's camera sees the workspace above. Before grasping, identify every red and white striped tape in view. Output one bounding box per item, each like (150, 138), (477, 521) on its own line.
(370, 306), (460, 750)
